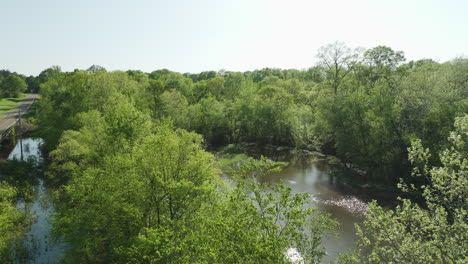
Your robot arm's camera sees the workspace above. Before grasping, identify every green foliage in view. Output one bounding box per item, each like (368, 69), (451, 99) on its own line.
(157, 89), (189, 125)
(342, 115), (468, 264)
(0, 160), (36, 202)
(124, 158), (336, 264)
(50, 117), (219, 262)
(192, 76), (225, 101)
(126, 47), (466, 187)
(37, 70), (149, 151)
(0, 182), (25, 261)
(0, 74), (27, 98)
(0, 94), (27, 116)
(35, 53), (466, 184)
(26, 44), (467, 262)
(35, 69), (336, 262)
(187, 96), (228, 144)
(227, 158), (337, 263)
(37, 66), (62, 85)
(49, 114), (335, 263)
(217, 153), (249, 168)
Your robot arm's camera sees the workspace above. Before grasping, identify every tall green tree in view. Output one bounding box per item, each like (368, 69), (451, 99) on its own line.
(0, 74), (27, 98)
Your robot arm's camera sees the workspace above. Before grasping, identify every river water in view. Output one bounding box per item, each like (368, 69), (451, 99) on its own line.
(8, 139), (368, 263)
(254, 149), (368, 260)
(8, 138), (65, 263)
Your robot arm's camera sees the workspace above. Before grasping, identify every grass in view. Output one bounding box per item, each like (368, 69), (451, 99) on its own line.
(0, 94), (27, 118)
(218, 153), (250, 168)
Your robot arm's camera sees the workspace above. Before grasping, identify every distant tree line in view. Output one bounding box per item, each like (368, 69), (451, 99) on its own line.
(2, 43), (464, 185)
(0, 66), (64, 97)
(0, 70), (27, 98)
(1, 44), (466, 185)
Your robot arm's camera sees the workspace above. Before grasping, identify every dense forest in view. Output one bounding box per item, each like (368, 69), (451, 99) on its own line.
(0, 42), (467, 263)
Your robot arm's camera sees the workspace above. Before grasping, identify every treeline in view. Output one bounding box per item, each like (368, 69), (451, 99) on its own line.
(0, 66), (61, 97)
(33, 43), (468, 185)
(0, 71), (27, 98)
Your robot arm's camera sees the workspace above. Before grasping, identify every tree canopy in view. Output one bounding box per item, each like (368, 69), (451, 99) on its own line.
(2, 42), (467, 263)
(0, 74), (27, 98)
(342, 115), (468, 264)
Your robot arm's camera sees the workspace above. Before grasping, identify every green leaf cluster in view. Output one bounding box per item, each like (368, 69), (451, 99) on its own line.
(341, 115), (468, 263)
(0, 182), (25, 261)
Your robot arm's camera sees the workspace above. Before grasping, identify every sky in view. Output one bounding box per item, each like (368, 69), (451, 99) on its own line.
(1, 0), (467, 76)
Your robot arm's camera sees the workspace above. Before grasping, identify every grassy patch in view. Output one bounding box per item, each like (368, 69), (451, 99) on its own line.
(0, 94), (27, 116)
(218, 153), (249, 168)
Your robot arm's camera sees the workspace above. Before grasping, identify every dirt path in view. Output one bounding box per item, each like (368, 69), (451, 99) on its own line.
(0, 94), (39, 141)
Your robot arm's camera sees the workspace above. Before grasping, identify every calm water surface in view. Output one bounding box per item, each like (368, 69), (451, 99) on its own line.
(253, 149), (369, 261)
(9, 138), (65, 264)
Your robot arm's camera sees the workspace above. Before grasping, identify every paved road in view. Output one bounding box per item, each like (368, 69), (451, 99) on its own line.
(0, 94), (39, 141)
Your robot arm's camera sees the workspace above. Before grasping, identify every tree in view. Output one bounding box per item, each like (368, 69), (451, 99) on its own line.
(187, 96), (228, 144)
(37, 66), (62, 87)
(361, 46), (406, 87)
(342, 115), (468, 264)
(223, 72), (251, 100)
(192, 76), (225, 101)
(316, 41), (362, 94)
(0, 182), (25, 261)
(304, 66), (324, 83)
(25, 75), (40, 93)
(50, 123), (219, 262)
(124, 158), (336, 263)
(149, 70), (193, 99)
(364, 46), (405, 69)
(0, 74), (27, 98)
(156, 89), (189, 127)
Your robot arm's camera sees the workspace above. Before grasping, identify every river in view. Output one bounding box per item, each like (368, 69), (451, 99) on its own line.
(8, 138), (65, 263)
(253, 149), (368, 260)
(8, 139), (369, 263)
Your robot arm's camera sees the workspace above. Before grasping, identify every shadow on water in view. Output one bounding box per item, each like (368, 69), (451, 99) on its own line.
(2, 137), (66, 263)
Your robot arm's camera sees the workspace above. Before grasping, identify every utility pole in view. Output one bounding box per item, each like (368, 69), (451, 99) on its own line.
(18, 108), (23, 161)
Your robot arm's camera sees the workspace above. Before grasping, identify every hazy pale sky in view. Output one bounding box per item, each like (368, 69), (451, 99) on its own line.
(1, 0), (467, 76)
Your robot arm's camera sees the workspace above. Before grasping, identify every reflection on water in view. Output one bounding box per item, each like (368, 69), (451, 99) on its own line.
(323, 196), (368, 215)
(255, 150), (368, 260)
(8, 138), (65, 263)
(8, 138), (43, 163)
